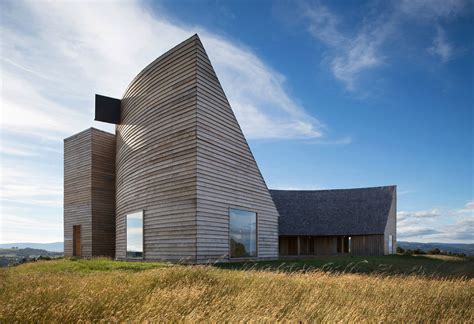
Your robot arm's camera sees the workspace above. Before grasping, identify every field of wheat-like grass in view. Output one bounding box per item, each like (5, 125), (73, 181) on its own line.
(0, 257), (473, 322)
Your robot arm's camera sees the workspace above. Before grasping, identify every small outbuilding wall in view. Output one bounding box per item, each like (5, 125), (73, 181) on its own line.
(271, 186), (397, 256)
(64, 128), (116, 258)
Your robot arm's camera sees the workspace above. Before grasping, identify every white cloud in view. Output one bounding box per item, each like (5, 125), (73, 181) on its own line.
(0, 165), (62, 207)
(305, 4), (394, 91)
(428, 26), (454, 62)
(304, 0), (468, 91)
(399, 0), (468, 20)
(0, 206), (62, 243)
(0, 0), (326, 244)
(465, 201), (474, 209)
(0, 140), (61, 157)
(306, 136), (352, 145)
(0, 0), (322, 140)
(398, 201), (474, 243)
(398, 209), (442, 221)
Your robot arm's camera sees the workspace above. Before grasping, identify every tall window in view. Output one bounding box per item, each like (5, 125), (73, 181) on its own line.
(127, 211), (143, 258)
(388, 234), (393, 254)
(229, 208), (257, 258)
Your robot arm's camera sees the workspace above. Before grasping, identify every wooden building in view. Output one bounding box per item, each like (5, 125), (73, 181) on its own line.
(271, 186), (397, 256)
(64, 34), (279, 262)
(63, 35), (397, 261)
(64, 128), (116, 258)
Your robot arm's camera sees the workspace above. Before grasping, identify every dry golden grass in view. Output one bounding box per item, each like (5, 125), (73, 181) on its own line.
(0, 258), (473, 322)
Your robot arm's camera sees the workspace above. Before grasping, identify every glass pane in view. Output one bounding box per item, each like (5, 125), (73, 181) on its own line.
(388, 235), (393, 254)
(127, 211), (143, 258)
(229, 208), (257, 258)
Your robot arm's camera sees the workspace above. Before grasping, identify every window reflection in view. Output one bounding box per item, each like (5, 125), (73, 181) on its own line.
(388, 234), (393, 254)
(229, 208), (257, 258)
(127, 211), (143, 258)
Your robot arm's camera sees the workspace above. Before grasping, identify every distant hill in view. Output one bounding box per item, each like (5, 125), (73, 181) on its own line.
(0, 247), (63, 267)
(0, 242), (63, 252)
(398, 241), (474, 256)
(1, 241), (472, 256)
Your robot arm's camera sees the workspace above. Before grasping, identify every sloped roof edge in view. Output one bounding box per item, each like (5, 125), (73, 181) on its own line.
(270, 185), (396, 236)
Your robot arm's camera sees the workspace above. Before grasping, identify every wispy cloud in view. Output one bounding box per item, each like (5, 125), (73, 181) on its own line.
(0, 0), (327, 243)
(0, 165), (62, 207)
(0, 205), (62, 243)
(398, 209), (442, 221)
(303, 0), (468, 91)
(428, 26), (454, 63)
(1, 0), (323, 141)
(305, 3), (394, 91)
(399, 0), (469, 20)
(465, 201), (474, 209)
(398, 201), (474, 243)
(305, 136), (352, 145)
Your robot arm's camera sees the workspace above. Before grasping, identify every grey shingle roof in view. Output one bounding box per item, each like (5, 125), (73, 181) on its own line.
(270, 186), (396, 236)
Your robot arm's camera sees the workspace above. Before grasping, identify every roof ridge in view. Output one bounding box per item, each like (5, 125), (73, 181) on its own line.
(270, 185), (396, 193)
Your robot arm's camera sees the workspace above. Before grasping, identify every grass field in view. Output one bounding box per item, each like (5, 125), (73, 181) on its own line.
(1, 255), (473, 322)
(217, 254), (474, 278)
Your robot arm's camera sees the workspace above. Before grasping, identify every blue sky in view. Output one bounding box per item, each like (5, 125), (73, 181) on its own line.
(0, 0), (473, 244)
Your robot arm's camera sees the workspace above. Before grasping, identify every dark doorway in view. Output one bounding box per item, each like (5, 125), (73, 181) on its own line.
(343, 236), (350, 253)
(73, 225), (81, 257)
(337, 236), (343, 253)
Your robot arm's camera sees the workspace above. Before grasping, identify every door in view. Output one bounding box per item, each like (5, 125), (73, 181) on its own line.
(73, 225), (81, 257)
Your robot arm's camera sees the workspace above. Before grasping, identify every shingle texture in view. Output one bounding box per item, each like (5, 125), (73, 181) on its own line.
(270, 186), (396, 236)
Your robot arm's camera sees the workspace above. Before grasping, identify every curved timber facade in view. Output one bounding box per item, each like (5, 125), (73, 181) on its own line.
(115, 35), (279, 262)
(63, 34), (396, 261)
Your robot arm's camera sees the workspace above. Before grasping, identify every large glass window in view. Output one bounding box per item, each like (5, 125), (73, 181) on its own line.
(126, 211), (143, 258)
(229, 208), (257, 258)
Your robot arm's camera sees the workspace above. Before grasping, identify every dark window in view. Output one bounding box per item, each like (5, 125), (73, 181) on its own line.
(343, 236), (350, 253)
(229, 208), (257, 258)
(337, 236), (343, 253)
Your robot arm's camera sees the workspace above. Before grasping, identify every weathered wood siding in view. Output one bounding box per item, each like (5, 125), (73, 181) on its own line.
(314, 236), (338, 255)
(91, 129), (116, 257)
(351, 235), (385, 255)
(115, 35), (278, 262)
(279, 235), (385, 256)
(64, 128), (115, 257)
(280, 236), (338, 256)
(195, 38), (279, 262)
(64, 130), (93, 257)
(116, 36), (199, 261)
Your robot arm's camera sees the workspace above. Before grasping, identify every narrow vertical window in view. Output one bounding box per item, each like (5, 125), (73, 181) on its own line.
(229, 208), (257, 258)
(126, 211), (143, 258)
(388, 234), (393, 254)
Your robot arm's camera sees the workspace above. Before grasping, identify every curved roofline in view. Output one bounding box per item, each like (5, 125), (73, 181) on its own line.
(270, 185), (396, 193)
(120, 33), (200, 99)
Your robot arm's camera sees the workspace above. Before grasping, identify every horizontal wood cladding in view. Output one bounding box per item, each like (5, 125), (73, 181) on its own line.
(91, 129), (116, 257)
(64, 128), (115, 258)
(195, 38), (279, 262)
(115, 35), (278, 262)
(116, 35), (199, 261)
(64, 130), (93, 257)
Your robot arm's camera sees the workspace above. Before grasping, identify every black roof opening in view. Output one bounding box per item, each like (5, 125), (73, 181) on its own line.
(95, 94), (121, 124)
